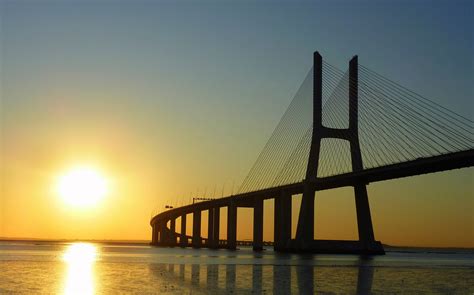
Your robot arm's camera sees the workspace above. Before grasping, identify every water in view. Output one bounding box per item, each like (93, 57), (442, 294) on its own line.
(0, 241), (473, 294)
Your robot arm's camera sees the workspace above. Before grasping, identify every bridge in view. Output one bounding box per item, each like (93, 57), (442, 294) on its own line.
(150, 52), (474, 254)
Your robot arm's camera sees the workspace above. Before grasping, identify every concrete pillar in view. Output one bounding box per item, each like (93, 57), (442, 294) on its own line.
(274, 198), (281, 249)
(192, 210), (202, 247)
(274, 192), (291, 251)
(295, 52), (321, 245)
(212, 207), (220, 248)
(152, 224), (157, 244)
(160, 222), (168, 245)
(253, 199), (264, 251)
(155, 223), (161, 245)
(354, 185), (375, 243)
(227, 203), (237, 250)
(348, 55), (376, 246)
(349, 55), (359, 144)
(170, 218), (177, 245)
(281, 194), (292, 244)
(296, 186), (315, 247)
(207, 208), (214, 247)
(156, 222), (162, 245)
(157, 223), (162, 244)
(180, 214), (187, 247)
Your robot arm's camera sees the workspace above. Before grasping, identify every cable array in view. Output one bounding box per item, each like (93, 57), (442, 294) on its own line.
(357, 63), (473, 168)
(237, 60), (474, 194)
(237, 68), (314, 193)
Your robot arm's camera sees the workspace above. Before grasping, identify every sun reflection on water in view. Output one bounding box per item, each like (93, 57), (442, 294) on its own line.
(62, 243), (98, 295)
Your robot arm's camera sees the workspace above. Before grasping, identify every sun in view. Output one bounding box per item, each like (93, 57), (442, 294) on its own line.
(56, 166), (109, 207)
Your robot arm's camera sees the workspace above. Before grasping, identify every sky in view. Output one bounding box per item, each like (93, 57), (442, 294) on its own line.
(0, 0), (472, 247)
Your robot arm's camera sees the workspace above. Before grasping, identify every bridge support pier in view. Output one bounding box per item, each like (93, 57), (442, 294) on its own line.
(180, 214), (187, 247)
(253, 199), (264, 251)
(291, 52), (384, 254)
(274, 192), (292, 251)
(354, 184), (375, 244)
(348, 55), (380, 253)
(158, 222), (167, 245)
(207, 208), (214, 247)
(295, 185), (315, 249)
(152, 223), (157, 244)
(170, 218), (177, 245)
(212, 207), (220, 248)
(192, 210), (202, 247)
(159, 223), (164, 245)
(295, 52), (321, 249)
(160, 222), (172, 246)
(227, 203), (237, 250)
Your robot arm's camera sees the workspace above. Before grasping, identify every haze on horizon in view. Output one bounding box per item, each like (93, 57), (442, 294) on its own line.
(0, 0), (472, 248)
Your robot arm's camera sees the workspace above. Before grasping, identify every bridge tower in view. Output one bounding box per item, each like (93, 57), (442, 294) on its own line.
(294, 52), (382, 253)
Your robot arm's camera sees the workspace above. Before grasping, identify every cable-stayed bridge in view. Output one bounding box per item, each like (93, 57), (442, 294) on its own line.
(150, 52), (474, 254)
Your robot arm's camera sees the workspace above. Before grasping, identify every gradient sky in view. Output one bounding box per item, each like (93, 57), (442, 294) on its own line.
(0, 0), (472, 247)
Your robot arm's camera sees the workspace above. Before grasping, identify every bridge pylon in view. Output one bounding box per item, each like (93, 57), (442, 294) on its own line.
(293, 52), (384, 254)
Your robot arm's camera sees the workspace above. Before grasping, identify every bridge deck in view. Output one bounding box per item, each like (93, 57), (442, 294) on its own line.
(151, 149), (473, 224)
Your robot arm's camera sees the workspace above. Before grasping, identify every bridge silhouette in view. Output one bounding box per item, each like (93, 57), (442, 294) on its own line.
(150, 52), (474, 254)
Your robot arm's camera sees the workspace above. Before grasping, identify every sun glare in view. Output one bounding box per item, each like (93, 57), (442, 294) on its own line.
(62, 243), (98, 294)
(57, 166), (109, 207)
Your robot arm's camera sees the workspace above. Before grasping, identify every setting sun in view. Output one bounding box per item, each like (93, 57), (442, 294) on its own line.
(56, 166), (109, 207)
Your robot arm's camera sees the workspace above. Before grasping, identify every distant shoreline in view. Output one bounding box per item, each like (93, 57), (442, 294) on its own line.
(1, 237), (473, 251)
(0, 237), (150, 246)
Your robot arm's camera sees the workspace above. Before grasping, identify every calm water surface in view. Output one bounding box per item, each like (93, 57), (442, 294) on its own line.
(0, 241), (473, 294)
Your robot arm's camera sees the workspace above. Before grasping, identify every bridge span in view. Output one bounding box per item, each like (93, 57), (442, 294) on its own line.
(150, 52), (474, 254)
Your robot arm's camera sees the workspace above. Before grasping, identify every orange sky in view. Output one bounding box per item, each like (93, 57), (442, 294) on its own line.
(1, 1), (473, 248)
